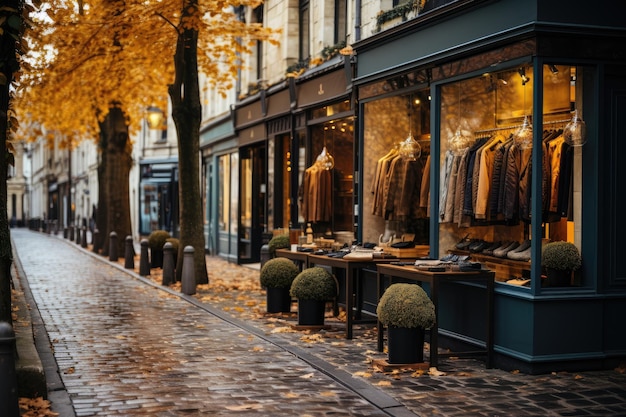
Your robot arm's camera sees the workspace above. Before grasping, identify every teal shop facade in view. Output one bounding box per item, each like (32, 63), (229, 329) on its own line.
(352, 0), (626, 372)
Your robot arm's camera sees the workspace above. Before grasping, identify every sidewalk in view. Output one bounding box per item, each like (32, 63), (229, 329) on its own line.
(12, 229), (626, 416)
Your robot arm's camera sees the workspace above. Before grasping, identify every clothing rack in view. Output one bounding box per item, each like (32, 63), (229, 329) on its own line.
(473, 118), (572, 135)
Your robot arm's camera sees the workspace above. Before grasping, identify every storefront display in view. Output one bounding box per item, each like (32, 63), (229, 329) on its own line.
(362, 90), (431, 247)
(437, 65), (584, 286)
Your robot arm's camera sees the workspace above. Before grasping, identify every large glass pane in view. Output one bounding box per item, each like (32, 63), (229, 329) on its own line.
(218, 154), (230, 233)
(302, 115), (354, 236)
(361, 89), (431, 246)
(436, 64), (586, 288)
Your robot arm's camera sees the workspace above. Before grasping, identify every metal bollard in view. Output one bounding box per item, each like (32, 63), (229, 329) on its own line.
(0, 322), (19, 417)
(92, 229), (100, 253)
(181, 246), (196, 295)
(81, 227), (88, 248)
(260, 244), (270, 269)
(63, 227), (68, 239)
(75, 226), (81, 244)
(109, 231), (118, 262)
(162, 242), (175, 285)
(69, 225), (75, 241)
(124, 235), (134, 269)
(139, 239), (150, 276)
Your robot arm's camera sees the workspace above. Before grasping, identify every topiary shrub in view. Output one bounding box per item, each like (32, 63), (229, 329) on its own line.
(377, 283), (435, 329)
(148, 230), (171, 250)
(268, 234), (290, 257)
(260, 257), (300, 289)
(541, 241), (581, 271)
(148, 230), (171, 268)
(290, 267), (337, 301)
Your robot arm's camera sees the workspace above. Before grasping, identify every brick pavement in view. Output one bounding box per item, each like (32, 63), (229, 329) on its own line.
(12, 228), (626, 416)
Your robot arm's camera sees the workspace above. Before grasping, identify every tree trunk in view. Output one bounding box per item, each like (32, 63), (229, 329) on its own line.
(0, 80), (12, 323)
(169, 1), (208, 285)
(0, 0), (21, 324)
(98, 107), (133, 257)
(96, 124), (108, 254)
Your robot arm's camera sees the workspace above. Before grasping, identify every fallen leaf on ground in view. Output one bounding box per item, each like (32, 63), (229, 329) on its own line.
(225, 404), (263, 411)
(428, 367), (446, 376)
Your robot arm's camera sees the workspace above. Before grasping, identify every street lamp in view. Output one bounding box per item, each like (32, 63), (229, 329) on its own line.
(146, 106), (165, 130)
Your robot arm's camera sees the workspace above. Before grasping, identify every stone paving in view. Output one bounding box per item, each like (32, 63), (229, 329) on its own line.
(11, 228), (626, 416)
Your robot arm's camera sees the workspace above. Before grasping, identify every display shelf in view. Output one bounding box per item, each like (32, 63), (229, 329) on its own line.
(450, 250), (530, 282)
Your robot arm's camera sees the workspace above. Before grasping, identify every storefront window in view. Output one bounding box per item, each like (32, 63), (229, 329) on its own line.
(361, 89), (431, 246)
(217, 154), (230, 233)
(437, 64), (587, 289)
(301, 114), (354, 236)
(267, 134), (292, 230)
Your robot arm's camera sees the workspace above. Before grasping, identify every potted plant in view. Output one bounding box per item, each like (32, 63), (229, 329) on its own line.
(148, 230), (171, 269)
(268, 234), (290, 258)
(377, 283), (436, 364)
(541, 241), (582, 287)
(290, 267), (337, 326)
(260, 257), (300, 313)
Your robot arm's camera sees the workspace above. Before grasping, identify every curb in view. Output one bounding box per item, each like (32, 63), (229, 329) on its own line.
(11, 234), (77, 417)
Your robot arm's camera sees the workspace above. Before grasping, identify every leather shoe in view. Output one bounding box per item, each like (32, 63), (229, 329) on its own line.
(481, 241), (501, 256)
(508, 246), (531, 261)
(494, 241), (520, 258)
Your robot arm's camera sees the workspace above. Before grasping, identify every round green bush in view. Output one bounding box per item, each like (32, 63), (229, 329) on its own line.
(148, 230), (171, 250)
(377, 283), (435, 329)
(260, 257), (300, 288)
(541, 241), (581, 271)
(290, 267), (337, 301)
(268, 234), (290, 257)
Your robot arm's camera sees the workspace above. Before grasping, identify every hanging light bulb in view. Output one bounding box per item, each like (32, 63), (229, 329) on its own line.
(399, 132), (421, 161)
(317, 146), (335, 170)
(515, 115), (533, 149)
(448, 128), (471, 154)
(563, 109), (587, 147)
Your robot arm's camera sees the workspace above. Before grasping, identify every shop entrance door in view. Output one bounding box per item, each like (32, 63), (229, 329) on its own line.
(239, 144), (266, 263)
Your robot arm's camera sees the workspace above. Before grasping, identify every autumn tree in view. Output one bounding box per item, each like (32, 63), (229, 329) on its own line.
(17, 0), (277, 282)
(0, 0), (28, 323)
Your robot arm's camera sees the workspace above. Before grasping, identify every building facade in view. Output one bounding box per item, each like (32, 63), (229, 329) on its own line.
(16, 0), (626, 372)
(199, 0), (626, 372)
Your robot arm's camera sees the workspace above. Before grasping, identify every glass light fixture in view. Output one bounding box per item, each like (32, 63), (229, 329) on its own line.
(515, 115), (533, 149)
(316, 146), (335, 170)
(563, 109), (587, 147)
(399, 132), (421, 161)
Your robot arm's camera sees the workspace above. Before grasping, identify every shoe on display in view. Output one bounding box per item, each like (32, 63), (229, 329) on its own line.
(508, 239), (531, 254)
(455, 234), (473, 250)
(469, 240), (490, 253)
(508, 246), (531, 261)
(493, 241), (520, 258)
(481, 241), (502, 256)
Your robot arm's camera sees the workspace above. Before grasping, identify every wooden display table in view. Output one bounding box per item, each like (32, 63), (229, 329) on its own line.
(376, 264), (495, 368)
(306, 253), (399, 339)
(274, 248), (309, 270)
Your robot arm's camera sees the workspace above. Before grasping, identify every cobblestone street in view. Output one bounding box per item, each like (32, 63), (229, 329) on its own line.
(12, 229), (626, 416)
(12, 229), (388, 416)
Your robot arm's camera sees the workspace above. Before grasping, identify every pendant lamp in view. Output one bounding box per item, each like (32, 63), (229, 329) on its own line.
(563, 110), (587, 147)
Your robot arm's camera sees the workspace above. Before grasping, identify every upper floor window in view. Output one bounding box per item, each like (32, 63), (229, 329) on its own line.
(335, 0), (347, 45)
(253, 5), (264, 81)
(299, 0), (310, 62)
